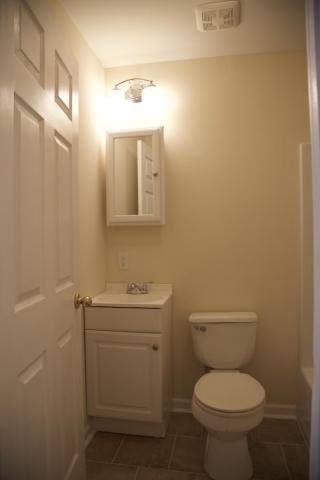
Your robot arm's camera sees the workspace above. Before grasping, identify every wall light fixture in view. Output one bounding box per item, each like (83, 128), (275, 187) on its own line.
(111, 77), (158, 103)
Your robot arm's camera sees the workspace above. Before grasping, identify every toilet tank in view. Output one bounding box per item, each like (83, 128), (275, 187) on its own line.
(189, 312), (258, 369)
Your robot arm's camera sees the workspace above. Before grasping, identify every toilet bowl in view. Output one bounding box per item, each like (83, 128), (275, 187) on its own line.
(192, 371), (265, 480)
(189, 312), (265, 480)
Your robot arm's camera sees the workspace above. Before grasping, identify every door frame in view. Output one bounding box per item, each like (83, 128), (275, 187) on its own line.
(306, 0), (320, 478)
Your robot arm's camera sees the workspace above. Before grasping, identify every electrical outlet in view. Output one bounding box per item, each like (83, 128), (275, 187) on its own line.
(118, 252), (129, 270)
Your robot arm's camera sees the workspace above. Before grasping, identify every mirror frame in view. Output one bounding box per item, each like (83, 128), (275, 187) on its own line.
(106, 127), (165, 226)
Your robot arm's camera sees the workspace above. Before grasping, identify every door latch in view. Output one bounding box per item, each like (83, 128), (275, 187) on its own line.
(74, 293), (93, 309)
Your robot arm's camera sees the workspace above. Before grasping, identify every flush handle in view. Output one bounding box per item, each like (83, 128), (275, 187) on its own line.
(152, 344), (159, 351)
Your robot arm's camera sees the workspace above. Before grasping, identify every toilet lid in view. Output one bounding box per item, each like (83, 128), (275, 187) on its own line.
(194, 372), (265, 413)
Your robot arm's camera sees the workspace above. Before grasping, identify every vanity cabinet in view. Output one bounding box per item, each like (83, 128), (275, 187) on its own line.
(84, 291), (172, 437)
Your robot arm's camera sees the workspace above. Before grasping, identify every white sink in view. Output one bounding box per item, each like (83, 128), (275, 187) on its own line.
(92, 283), (172, 308)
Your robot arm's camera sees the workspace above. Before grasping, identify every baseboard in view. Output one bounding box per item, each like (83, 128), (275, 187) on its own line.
(264, 403), (297, 419)
(84, 423), (96, 448)
(172, 398), (192, 413)
(171, 398), (297, 419)
(90, 415), (167, 438)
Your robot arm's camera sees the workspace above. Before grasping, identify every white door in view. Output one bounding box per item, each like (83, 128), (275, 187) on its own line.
(0, 1), (85, 479)
(137, 139), (155, 215)
(86, 330), (162, 422)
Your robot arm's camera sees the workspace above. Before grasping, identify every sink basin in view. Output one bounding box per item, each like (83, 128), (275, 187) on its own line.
(92, 283), (172, 308)
(93, 293), (168, 307)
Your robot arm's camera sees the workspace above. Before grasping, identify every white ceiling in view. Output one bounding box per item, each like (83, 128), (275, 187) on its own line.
(59, 0), (306, 68)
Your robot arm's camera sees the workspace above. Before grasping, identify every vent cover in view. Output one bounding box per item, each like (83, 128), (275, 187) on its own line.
(195, 1), (241, 32)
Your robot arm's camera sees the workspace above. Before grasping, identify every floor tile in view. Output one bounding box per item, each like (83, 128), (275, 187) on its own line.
(197, 471), (266, 480)
(250, 441), (290, 480)
(86, 461), (137, 480)
(250, 418), (304, 445)
(86, 432), (124, 462)
(114, 435), (175, 468)
(137, 466), (197, 480)
(85, 416), (308, 480)
(196, 474), (210, 480)
(170, 436), (205, 473)
(283, 444), (309, 480)
(167, 413), (203, 438)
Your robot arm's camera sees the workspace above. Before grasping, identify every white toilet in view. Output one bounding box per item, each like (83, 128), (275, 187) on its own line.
(189, 312), (265, 480)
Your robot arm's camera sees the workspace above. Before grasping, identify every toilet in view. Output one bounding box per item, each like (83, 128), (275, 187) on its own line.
(189, 312), (265, 480)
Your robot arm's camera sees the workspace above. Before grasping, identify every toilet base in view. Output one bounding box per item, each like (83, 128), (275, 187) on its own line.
(204, 431), (253, 480)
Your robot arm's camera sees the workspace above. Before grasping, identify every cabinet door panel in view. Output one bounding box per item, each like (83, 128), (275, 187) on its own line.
(86, 331), (162, 422)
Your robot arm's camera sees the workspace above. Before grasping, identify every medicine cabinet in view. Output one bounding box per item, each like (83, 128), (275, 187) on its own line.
(106, 127), (165, 226)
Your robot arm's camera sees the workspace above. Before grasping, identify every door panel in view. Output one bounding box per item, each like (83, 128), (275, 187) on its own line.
(57, 329), (79, 479)
(14, 94), (45, 310)
(15, 0), (45, 86)
(17, 353), (50, 480)
(54, 130), (73, 291)
(55, 51), (73, 119)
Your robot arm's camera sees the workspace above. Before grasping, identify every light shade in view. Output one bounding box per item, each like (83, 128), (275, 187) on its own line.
(110, 87), (124, 104)
(142, 83), (159, 103)
(111, 78), (158, 104)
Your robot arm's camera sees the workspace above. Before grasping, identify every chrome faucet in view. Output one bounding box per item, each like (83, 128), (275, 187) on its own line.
(127, 282), (149, 294)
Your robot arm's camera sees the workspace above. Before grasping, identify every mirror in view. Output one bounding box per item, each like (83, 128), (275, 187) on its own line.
(106, 127), (164, 225)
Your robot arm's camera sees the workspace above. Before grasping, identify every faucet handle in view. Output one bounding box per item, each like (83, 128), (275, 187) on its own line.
(126, 282), (149, 294)
(140, 283), (148, 294)
(127, 282), (137, 293)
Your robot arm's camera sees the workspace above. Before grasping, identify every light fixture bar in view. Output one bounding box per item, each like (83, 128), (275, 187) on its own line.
(112, 77), (156, 103)
(114, 78), (154, 89)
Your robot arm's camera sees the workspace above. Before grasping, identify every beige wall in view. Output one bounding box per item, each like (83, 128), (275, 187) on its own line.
(297, 143), (313, 441)
(105, 51), (310, 405)
(49, 0), (107, 296)
(299, 144), (314, 370)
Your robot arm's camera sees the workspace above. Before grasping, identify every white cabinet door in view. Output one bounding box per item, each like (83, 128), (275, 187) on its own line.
(86, 331), (163, 422)
(0, 1), (84, 479)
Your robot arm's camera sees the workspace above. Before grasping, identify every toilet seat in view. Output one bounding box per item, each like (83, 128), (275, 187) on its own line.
(194, 371), (265, 413)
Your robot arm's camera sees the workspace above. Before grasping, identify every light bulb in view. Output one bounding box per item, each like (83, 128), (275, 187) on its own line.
(142, 83), (159, 104)
(110, 87), (124, 106)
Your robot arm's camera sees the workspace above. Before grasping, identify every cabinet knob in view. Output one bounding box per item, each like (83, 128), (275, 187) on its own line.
(152, 344), (159, 351)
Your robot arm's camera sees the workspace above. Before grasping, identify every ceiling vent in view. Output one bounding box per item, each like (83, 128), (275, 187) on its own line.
(195, 1), (241, 32)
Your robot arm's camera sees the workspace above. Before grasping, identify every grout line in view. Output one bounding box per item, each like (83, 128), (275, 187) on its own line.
(168, 435), (177, 469)
(86, 459), (107, 465)
(280, 444), (293, 480)
(167, 467), (202, 474)
(87, 460), (203, 475)
(296, 418), (310, 448)
(108, 462), (144, 468)
(134, 466), (140, 480)
(250, 439), (304, 447)
(111, 436), (126, 464)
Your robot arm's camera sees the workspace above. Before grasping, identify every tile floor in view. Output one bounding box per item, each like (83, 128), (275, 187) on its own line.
(86, 413), (309, 480)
